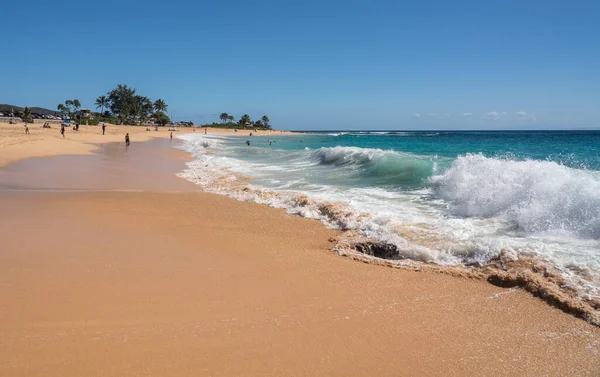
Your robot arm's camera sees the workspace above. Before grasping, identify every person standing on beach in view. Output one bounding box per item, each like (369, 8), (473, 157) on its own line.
(170, 132), (173, 140)
(60, 123), (65, 138)
(125, 133), (130, 146)
(102, 123), (106, 135)
(24, 124), (29, 134)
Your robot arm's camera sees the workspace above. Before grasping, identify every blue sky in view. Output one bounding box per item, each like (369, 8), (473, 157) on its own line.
(2, 0), (599, 130)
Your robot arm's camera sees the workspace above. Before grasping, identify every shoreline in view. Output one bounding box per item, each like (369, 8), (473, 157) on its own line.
(177, 133), (600, 326)
(0, 122), (291, 168)
(1, 134), (599, 375)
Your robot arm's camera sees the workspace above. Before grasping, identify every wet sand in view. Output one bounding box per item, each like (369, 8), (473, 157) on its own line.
(0, 138), (194, 191)
(0, 139), (599, 376)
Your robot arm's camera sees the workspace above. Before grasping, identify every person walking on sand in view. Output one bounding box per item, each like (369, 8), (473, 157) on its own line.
(170, 132), (173, 140)
(60, 123), (65, 138)
(125, 133), (130, 147)
(102, 123), (106, 135)
(24, 124), (29, 134)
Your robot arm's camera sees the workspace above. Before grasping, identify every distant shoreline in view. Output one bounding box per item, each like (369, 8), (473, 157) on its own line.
(0, 122), (295, 168)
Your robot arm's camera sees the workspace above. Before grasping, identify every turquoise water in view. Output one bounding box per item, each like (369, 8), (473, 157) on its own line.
(214, 131), (600, 190)
(178, 131), (600, 301)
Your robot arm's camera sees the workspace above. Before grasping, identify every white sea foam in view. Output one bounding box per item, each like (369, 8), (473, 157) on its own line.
(176, 135), (600, 302)
(431, 154), (600, 239)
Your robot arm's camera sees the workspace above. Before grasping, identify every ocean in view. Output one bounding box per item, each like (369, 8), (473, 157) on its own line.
(177, 130), (600, 316)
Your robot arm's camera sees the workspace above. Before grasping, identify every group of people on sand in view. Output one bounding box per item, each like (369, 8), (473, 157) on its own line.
(19, 120), (136, 147)
(20, 121), (252, 148)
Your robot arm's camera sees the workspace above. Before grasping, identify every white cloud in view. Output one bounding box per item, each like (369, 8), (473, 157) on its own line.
(461, 112), (472, 116)
(412, 113), (421, 119)
(516, 111), (537, 121)
(501, 111), (508, 116)
(442, 113), (451, 118)
(483, 111), (501, 120)
(427, 112), (437, 117)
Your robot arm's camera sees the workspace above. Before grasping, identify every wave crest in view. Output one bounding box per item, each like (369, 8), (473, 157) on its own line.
(308, 146), (434, 185)
(431, 154), (600, 238)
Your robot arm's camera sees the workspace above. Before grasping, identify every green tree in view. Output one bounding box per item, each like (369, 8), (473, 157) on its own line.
(219, 112), (229, 124)
(72, 99), (82, 122)
(153, 111), (170, 126)
(153, 99), (167, 113)
(57, 104), (67, 117)
(22, 106), (33, 122)
(131, 102), (142, 124)
(239, 114), (251, 127)
(95, 95), (109, 115)
(254, 120), (263, 128)
(261, 115), (271, 129)
(65, 100), (74, 117)
(227, 115), (235, 123)
(108, 84), (137, 124)
(140, 96), (154, 121)
(131, 95), (153, 124)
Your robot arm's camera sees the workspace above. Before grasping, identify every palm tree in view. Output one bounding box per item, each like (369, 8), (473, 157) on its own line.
(95, 95), (109, 115)
(261, 115), (270, 129)
(239, 114), (251, 127)
(227, 115), (235, 123)
(153, 99), (167, 113)
(130, 101), (143, 124)
(72, 99), (81, 121)
(22, 107), (32, 122)
(139, 96), (154, 124)
(219, 112), (229, 124)
(108, 84), (137, 124)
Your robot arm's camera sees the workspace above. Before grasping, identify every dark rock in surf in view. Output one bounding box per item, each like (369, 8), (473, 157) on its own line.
(353, 242), (400, 260)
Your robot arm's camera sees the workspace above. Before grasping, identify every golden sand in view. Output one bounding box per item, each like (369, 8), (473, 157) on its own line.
(0, 133), (598, 376)
(0, 122), (292, 167)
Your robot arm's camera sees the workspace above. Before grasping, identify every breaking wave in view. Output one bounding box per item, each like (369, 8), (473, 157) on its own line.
(431, 154), (600, 239)
(176, 134), (600, 324)
(305, 146), (437, 186)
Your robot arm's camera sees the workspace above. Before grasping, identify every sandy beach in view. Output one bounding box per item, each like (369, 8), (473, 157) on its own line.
(0, 122), (292, 168)
(0, 132), (599, 376)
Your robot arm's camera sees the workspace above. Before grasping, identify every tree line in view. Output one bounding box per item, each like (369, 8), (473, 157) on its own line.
(219, 113), (271, 129)
(56, 84), (170, 126)
(52, 85), (273, 129)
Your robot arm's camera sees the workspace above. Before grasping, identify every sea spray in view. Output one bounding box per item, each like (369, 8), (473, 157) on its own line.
(431, 154), (600, 238)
